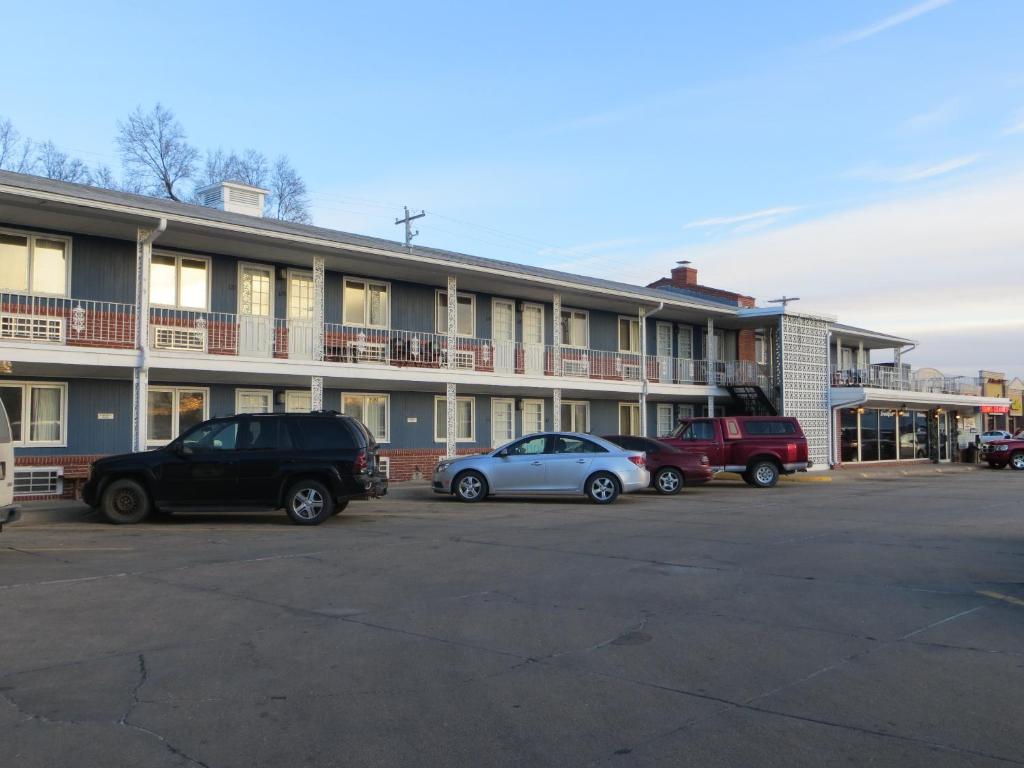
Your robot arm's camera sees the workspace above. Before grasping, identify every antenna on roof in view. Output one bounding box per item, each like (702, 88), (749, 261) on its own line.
(676, 260), (691, 266)
(768, 296), (800, 307)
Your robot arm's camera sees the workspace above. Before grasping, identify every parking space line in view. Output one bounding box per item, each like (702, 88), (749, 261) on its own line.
(977, 590), (1024, 608)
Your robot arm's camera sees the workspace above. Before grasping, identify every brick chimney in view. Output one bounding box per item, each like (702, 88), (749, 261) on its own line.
(670, 260), (698, 287)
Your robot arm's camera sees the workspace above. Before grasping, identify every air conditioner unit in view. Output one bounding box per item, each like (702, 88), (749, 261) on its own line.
(1, 315), (64, 343)
(562, 358), (590, 377)
(376, 456), (390, 478)
(449, 350), (475, 370)
(14, 466), (63, 496)
(152, 326), (207, 352)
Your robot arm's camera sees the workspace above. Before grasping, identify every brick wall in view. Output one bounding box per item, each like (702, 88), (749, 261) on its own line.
(380, 447), (486, 482)
(14, 454), (103, 500)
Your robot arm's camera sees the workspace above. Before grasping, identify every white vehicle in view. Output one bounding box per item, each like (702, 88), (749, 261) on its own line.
(980, 430), (1013, 444)
(0, 400), (19, 531)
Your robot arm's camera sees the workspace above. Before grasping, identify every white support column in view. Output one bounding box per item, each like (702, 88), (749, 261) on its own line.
(639, 306), (648, 436)
(857, 341), (865, 369)
(552, 292), (562, 377)
(312, 255), (325, 362)
(835, 334), (841, 370)
(552, 388), (562, 431)
(639, 390), (647, 437)
(445, 382), (457, 459)
(706, 317), (716, 416)
(446, 276), (457, 369)
(132, 222), (163, 453)
(311, 376), (323, 412)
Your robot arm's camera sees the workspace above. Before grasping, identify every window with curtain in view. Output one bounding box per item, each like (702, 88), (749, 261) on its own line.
(0, 383), (65, 445)
(618, 402), (641, 436)
(435, 292), (475, 336)
(288, 272), (315, 320)
(150, 253), (209, 309)
(656, 404), (674, 437)
(491, 399), (514, 446)
(434, 396), (474, 441)
(0, 231), (69, 296)
(560, 401), (589, 432)
(522, 400), (544, 434)
(560, 309), (589, 348)
(618, 317), (640, 353)
(344, 279), (389, 327)
(342, 393), (389, 442)
(285, 391), (311, 413)
(236, 389), (273, 414)
(148, 388), (208, 446)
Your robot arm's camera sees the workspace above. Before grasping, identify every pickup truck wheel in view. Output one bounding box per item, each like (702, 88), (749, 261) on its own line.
(453, 471), (488, 502)
(586, 472), (620, 504)
(101, 479), (151, 524)
(1010, 452), (1024, 471)
(748, 461), (780, 488)
(654, 467), (683, 495)
(330, 500), (350, 516)
(285, 480), (334, 525)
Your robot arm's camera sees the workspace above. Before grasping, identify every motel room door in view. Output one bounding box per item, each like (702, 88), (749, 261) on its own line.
(238, 264), (274, 358)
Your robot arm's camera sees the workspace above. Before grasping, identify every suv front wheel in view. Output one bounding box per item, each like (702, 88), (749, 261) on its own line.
(101, 478), (152, 524)
(285, 480), (335, 525)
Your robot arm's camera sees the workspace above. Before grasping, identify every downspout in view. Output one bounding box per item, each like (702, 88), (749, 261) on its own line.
(639, 303), (665, 434)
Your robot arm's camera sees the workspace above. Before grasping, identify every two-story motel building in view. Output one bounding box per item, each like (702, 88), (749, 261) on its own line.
(0, 171), (1009, 498)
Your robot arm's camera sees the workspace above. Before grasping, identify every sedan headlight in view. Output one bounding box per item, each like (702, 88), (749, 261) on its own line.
(994, 445), (1010, 452)
(435, 461), (453, 473)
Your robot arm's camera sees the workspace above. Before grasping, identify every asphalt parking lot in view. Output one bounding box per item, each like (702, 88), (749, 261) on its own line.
(2, 470), (1023, 767)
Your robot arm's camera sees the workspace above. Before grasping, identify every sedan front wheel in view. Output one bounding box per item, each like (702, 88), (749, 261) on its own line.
(454, 471), (488, 502)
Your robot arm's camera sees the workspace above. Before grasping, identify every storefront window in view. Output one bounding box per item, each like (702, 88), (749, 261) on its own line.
(860, 410), (879, 462)
(840, 409), (859, 462)
(939, 413), (949, 461)
(915, 412), (930, 460)
(879, 410), (897, 460)
(898, 411), (916, 459)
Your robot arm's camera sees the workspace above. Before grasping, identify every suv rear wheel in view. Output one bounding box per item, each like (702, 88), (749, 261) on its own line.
(1011, 452), (1024, 471)
(654, 467), (683, 495)
(748, 460), (780, 488)
(285, 480), (334, 525)
(101, 478), (151, 524)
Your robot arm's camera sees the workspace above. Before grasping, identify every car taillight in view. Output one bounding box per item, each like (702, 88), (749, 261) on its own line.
(628, 454), (646, 468)
(354, 450), (368, 473)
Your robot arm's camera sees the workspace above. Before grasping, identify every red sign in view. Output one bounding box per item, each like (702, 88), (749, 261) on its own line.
(980, 405), (1009, 414)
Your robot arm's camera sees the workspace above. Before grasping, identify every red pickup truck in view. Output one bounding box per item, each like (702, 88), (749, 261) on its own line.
(660, 416), (811, 487)
(983, 434), (1024, 470)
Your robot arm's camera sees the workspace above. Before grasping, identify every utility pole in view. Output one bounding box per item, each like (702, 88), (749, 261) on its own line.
(395, 206), (425, 248)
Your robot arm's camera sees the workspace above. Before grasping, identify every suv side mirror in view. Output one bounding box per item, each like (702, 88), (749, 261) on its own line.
(176, 443), (194, 457)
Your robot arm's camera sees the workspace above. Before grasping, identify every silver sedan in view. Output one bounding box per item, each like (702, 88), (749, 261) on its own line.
(432, 432), (650, 504)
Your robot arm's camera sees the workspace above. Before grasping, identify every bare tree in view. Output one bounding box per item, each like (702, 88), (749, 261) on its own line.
(0, 116), (36, 173)
(37, 141), (92, 184)
(116, 104), (198, 200)
(267, 155), (311, 223)
(194, 148), (269, 192)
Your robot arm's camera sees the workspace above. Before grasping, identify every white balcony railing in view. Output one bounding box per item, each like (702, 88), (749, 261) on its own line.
(0, 292), (135, 349)
(831, 365), (983, 396)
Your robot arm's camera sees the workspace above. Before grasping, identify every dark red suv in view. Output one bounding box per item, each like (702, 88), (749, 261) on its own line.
(602, 435), (712, 494)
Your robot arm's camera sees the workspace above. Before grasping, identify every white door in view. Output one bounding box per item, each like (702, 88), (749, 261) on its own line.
(656, 322), (672, 382)
(492, 299), (515, 375)
(522, 399), (544, 434)
(288, 271), (315, 360)
(491, 398), (514, 447)
(238, 264), (274, 358)
(677, 327), (694, 383)
(522, 304), (544, 376)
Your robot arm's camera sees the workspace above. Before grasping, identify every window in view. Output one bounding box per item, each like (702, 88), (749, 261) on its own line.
(151, 253), (209, 310)
(288, 271), (314, 320)
(553, 436), (606, 454)
(342, 393), (390, 443)
(618, 317), (640, 353)
(560, 309), (589, 348)
(295, 418), (357, 450)
(182, 420), (238, 451)
(435, 291), (475, 337)
(491, 398), (515, 446)
(238, 264), (273, 316)
(677, 404), (694, 419)
(506, 435), (548, 455)
(522, 399), (544, 434)
(147, 387), (208, 446)
(285, 390), (311, 413)
(0, 382), (67, 446)
(618, 402), (640, 436)
(434, 396), (475, 442)
(679, 421), (715, 440)
(239, 419), (292, 451)
(678, 327), (693, 360)
(343, 278), (390, 328)
(656, 404), (674, 437)
(236, 389), (273, 414)
(744, 420), (797, 436)
(560, 400), (590, 432)
(0, 229), (70, 296)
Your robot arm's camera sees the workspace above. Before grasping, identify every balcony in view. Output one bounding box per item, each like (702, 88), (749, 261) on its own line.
(0, 292), (135, 349)
(831, 365), (982, 396)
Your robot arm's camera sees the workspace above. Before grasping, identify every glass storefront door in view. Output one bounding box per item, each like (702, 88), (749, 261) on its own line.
(840, 407), (946, 463)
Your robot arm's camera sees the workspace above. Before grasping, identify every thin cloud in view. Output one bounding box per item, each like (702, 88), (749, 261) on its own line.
(1003, 108), (1024, 136)
(846, 153), (980, 183)
(900, 99), (958, 133)
(829, 0), (954, 48)
(683, 206), (799, 230)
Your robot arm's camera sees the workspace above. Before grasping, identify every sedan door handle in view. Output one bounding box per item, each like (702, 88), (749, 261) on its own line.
(576, 458), (587, 463)
(530, 461), (542, 466)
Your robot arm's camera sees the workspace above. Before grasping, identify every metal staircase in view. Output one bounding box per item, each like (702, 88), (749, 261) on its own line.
(727, 385), (777, 416)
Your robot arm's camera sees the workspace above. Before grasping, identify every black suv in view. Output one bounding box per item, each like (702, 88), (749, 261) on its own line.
(83, 412), (387, 525)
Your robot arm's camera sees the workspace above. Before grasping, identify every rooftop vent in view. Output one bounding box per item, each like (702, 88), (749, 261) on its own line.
(195, 181), (268, 218)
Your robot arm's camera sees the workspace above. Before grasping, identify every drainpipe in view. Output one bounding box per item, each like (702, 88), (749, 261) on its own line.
(639, 302), (664, 436)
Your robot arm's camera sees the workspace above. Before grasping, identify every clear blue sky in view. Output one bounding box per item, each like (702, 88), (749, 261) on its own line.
(2, 1), (1023, 374)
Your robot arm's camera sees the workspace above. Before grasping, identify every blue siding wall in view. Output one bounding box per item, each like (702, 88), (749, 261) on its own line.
(71, 235), (136, 304)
